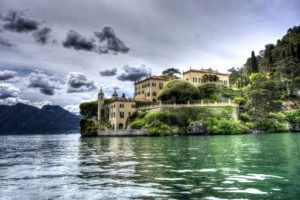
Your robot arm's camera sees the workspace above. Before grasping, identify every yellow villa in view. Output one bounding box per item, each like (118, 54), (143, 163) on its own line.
(134, 76), (169, 102)
(98, 88), (150, 130)
(183, 68), (229, 86)
(98, 68), (230, 130)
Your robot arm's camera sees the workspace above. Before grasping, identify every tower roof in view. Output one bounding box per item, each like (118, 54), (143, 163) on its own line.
(98, 87), (104, 95)
(112, 88), (118, 98)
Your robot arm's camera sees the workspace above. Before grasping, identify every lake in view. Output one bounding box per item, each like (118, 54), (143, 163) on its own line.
(1, 133), (300, 199)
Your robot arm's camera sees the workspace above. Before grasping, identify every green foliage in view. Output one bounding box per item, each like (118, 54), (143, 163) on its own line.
(205, 118), (249, 135)
(146, 119), (172, 136)
(80, 118), (98, 136)
(202, 74), (219, 82)
(80, 101), (98, 118)
(253, 118), (288, 133)
(143, 107), (236, 128)
(130, 118), (145, 129)
(198, 83), (219, 101)
(284, 108), (300, 124)
(245, 73), (283, 116)
(250, 51), (259, 73)
(234, 97), (246, 105)
(158, 79), (200, 103)
(240, 113), (250, 122)
(162, 68), (181, 78)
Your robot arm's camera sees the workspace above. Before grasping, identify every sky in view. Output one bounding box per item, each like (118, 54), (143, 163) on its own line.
(0, 0), (299, 114)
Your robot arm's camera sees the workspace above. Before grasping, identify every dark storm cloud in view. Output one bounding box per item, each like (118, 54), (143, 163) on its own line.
(67, 72), (96, 93)
(62, 30), (96, 51)
(0, 70), (17, 80)
(63, 27), (129, 55)
(0, 10), (39, 33)
(99, 68), (117, 76)
(32, 27), (52, 45)
(94, 26), (129, 54)
(117, 65), (150, 82)
(0, 83), (20, 99)
(0, 36), (13, 47)
(28, 71), (57, 95)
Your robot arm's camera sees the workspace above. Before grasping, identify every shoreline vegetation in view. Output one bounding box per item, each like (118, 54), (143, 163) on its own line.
(80, 25), (300, 136)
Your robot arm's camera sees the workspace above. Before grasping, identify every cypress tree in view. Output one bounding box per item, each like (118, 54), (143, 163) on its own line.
(251, 51), (259, 73)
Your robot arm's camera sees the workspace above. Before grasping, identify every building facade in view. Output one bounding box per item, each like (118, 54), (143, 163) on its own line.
(98, 88), (149, 130)
(134, 76), (169, 102)
(183, 68), (229, 86)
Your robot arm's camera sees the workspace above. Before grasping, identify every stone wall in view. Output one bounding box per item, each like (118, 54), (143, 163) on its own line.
(98, 129), (148, 136)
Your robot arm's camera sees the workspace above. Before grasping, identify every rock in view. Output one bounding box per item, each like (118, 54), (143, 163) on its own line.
(187, 121), (207, 135)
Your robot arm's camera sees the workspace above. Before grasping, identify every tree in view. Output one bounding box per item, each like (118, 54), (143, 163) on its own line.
(228, 67), (240, 85)
(79, 101), (98, 118)
(162, 68), (181, 78)
(245, 73), (283, 116)
(158, 79), (200, 103)
(202, 74), (219, 83)
(251, 51), (259, 73)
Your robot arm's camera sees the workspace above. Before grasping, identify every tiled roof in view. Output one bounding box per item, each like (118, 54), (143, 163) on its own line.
(134, 75), (169, 84)
(183, 68), (228, 76)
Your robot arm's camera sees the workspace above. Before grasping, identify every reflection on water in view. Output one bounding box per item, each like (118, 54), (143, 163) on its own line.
(1, 134), (300, 199)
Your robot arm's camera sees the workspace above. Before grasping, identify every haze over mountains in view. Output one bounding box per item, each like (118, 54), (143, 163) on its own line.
(0, 103), (80, 134)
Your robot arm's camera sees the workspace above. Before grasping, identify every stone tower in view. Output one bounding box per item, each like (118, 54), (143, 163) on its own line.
(112, 88), (118, 100)
(98, 87), (104, 122)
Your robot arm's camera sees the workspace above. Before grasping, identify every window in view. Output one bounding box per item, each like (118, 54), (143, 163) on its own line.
(159, 83), (164, 89)
(153, 92), (157, 96)
(132, 104), (136, 108)
(147, 83), (150, 87)
(120, 112), (124, 118)
(128, 112), (131, 116)
(142, 90), (144, 94)
(119, 104), (124, 108)
(113, 112), (115, 117)
(198, 78), (201, 83)
(193, 77), (197, 82)
(152, 83), (156, 87)
(147, 92), (150, 96)
(224, 81), (228, 85)
(114, 104), (116, 108)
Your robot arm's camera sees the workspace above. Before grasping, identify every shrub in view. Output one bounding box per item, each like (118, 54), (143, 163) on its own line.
(130, 118), (145, 129)
(146, 119), (172, 136)
(240, 113), (250, 122)
(253, 118), (288, 133)
(234, 97), (246, 105)
(80, 118), (98, 136)
(205, 118), (249, 135)
(284, 108), (300, 124)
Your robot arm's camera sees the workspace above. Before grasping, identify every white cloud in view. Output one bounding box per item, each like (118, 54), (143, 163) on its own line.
(32, 100), (52, 108)
(64, 104), (80, 115)
(0, 83), (20, 99)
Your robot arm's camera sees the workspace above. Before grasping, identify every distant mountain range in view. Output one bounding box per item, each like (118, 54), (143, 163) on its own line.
(0, 103), (80, 134)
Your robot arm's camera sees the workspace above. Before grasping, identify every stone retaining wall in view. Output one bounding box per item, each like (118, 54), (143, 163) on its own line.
(98, 129), (148, 136)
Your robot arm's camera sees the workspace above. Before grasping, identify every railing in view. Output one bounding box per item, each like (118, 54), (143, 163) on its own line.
(137, 100), (238, 111)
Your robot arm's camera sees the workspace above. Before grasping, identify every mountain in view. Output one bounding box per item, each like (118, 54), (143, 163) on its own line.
(0, 103), (80, 134)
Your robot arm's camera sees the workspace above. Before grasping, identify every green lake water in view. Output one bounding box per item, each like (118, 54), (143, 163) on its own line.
(1, 133), (300, 199)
